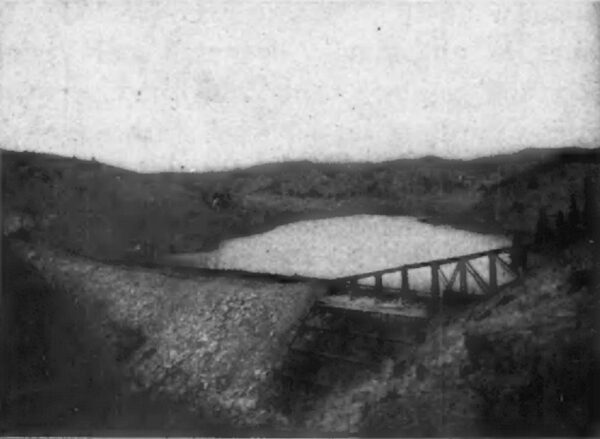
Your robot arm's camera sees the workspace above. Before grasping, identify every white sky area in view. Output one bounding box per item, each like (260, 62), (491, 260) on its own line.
(1, 1), (599, 172)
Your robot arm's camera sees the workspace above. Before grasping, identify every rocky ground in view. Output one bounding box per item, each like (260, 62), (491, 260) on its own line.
(2, 235), (597, 435)
(2, 239), (324, 435)
(1, 238), (223, 435)
(296, 241), (598, 436)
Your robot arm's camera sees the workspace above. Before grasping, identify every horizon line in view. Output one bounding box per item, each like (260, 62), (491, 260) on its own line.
(2, 144), (598, 175)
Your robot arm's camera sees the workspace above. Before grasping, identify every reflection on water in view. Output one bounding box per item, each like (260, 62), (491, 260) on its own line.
(168, 215), (513, 293)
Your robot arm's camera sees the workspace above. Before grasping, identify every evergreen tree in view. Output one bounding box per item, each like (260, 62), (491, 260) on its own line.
(568, 193), (581, 238)
(555, 210), (567, 247)
(441, 171), (452, 193)
(527, 175), (539, 189)
(583, 175), (597, 237)
(535, 207), (552, 245)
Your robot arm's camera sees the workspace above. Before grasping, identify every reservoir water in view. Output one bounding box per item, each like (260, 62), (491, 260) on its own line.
(167, 215), (515, 294)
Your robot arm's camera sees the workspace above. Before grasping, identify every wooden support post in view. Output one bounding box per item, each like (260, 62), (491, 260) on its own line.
(401, 267), (410, 295)
(430, 262), (440, 304)
(488, 252), (498, 295)
(459, 258), (467, 294)
(375, 274), (383, 293)
(349, 280), (355, 301)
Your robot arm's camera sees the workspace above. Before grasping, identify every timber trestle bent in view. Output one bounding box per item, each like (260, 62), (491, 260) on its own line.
(276, 301), (428, 405)
(276, 245), (528, 401)
(326, 245), (528, 307)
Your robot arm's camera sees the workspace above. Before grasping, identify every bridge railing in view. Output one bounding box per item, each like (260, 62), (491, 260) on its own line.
(331, 245), (529, 301)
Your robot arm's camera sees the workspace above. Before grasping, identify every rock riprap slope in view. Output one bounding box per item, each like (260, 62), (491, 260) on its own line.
(10, 240), (322, 428)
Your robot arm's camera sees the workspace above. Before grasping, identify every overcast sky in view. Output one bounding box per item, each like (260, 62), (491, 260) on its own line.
(1, 1), (599, 172)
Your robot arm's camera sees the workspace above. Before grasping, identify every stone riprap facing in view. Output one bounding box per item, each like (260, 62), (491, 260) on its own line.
(11, 241), (322, 427)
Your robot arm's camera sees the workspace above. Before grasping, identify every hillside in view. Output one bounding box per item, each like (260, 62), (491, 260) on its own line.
(2, 146), (599, 262)
(300, 241), (598, 436)
(1, 150), (230, 259)
(476, 148), (600, 233)
(4, 226), (597, 435)
(2, 146), (599, 435)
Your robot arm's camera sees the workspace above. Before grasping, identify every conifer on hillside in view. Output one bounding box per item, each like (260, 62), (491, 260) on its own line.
(583, 175), (598, 238)
(555, 210), (568, 248)
(568, 193), (580, 233)
(535, 207), (552, 246)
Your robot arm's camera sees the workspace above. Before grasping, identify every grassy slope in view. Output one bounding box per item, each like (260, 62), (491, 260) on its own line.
(1, 151), (221, 259)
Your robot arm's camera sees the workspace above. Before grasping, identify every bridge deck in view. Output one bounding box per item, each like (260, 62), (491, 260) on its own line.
(318, 296), (429, 319)
(332, 245), (523, 282)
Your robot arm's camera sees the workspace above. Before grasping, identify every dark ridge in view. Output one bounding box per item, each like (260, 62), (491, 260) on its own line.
(486, 147), (600, 192)
(4, 146), (598, 179)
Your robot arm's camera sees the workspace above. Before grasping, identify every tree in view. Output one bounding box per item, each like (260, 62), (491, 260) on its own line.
(535, 207), (552, 246)
(527, 175), (539, 190)
(422, 175), (433, 193)
(568, 193), (581, 238)
(512, 201), (525, 214)
(510, 231), (527, 272)
(441, 171), (453, 193)
(555, 210), (568, 248)
(583, 175), (597, 237)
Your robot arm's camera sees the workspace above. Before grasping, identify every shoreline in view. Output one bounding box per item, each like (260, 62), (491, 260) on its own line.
(197, 199), (510, 254)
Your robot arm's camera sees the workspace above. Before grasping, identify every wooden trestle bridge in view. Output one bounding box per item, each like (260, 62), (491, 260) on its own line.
(324, 245), (528, 307)
(277, 245), (529, 398)
(161, 244), (530, 397)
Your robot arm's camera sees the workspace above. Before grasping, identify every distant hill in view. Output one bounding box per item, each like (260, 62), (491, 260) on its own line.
(2, 146), (598, 261)
(2, 149), (220, 259)
(155, 146), (596, 182)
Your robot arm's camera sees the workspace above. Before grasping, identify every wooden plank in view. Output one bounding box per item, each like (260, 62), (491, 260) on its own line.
(488, 252), (498, 294)
(401, 267), (410, 294)
(290, 348), (379, 368)
(496, 252), (516, 275)
(459, 258), (467, 294)
(335, 286), (419, 302)
(444, 262), (460, 292)
(334, 246), (517, 282)
(438, 266), (450, 287)
(300, 324), (414, 345)
(316, 300), (429, 320)
(375, 274), (383, 293)
(466, 260), (489, 294)
(430, 262), (440, 302)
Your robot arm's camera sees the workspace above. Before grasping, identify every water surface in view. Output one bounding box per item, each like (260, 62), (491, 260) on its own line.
(168, 215), (515, 293)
